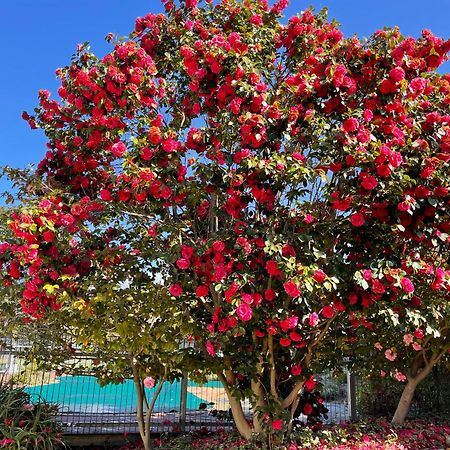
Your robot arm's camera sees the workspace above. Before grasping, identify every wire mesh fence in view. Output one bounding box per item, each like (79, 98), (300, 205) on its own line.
(1, 346), (355, 435)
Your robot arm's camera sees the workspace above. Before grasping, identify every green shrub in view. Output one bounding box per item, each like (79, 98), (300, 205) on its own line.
(0, 383), (64, 449)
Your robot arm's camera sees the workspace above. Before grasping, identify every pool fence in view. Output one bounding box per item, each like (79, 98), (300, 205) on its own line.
(0, 344), (358, 435)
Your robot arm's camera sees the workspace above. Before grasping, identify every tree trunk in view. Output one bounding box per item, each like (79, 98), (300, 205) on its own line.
(391, 378), (418, 425)
(226, 391), (252, 439)
(133, 376), (151, 450)
(391, 354), (438, 425)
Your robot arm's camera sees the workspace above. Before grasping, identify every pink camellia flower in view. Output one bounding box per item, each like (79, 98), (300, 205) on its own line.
(362, 269), (372, 281)
(389, 151), (403, 168)
(236, 303), (252, 322)
(410, 77), (426, 93)
(401, 277), (415, 294)
(350, 213), (365, 227)
(313, 269), (326, 283)
(395, 370), (407, 382)
(1, 438), (15, 447)
(412, 342), (423, 351)
(271, 419), (283, 431)
(308, 312), (319, 327)
(111, 141), (127, 157)
(249, 14), (263, 26)
(403, 334), (414, 346)
(380, 370), (386, 377)
(169, 283), (183, 297)
(374, 342), (383, 350)
(385, 349), (397, 361)
(143, 377), (155, 389)
(389, 67), (405, 82)
(304, 214), (315, 224)
(283, 280), (300, 298)
(23, 403), (35, 411)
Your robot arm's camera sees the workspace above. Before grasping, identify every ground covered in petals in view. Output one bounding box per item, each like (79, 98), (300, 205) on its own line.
(113, 419), (450, 450)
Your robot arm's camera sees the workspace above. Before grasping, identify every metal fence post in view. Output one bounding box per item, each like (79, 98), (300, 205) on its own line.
(347, 371), (358, 421)
(179, 372), (188, 433)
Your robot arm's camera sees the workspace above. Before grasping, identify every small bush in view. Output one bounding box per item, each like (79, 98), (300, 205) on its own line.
(0, 383), (63, 449)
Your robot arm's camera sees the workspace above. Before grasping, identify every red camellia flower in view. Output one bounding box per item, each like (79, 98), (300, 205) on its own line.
(236, 303), (253, 321)
(42, 230), (55, 243)
(303, 403), (313, 415)
(304, 376), (317, 391)
(148, 126), (163, 145)
(169, 284), (183, 297)
(291, 364), (302, 376)
(414, 328), (425, 339)
(377, 164), (391, 178)
(313, 269), (326, 283)
(100, 189), (112, 201)
(321, 305), (334, 318)
(280, 337), (291, 347)
(283, 280), (300, 298)
(265, 289), (276, 301)
(271, 419), (283, 431)
(343, 117), (359, 132)
(290, 331), (302, 342)
(372, 279), (386, 294)
(266, 260), (282, 276)
(196, 285), (209, 297)
(350, 213), (365, 227)
(176, 258), (190, 269)
(361, 176), (378, 190)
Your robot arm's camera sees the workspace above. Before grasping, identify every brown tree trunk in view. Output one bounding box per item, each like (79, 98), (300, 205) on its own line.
(132, 364), (167, 450)
(226, 391), (252, 440)
(133, 376), (152, 450)
(392, 357), (435, 425)
(391, 378), (418, 425)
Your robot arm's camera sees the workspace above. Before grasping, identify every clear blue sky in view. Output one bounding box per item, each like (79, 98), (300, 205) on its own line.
(1, 0), (449, 197)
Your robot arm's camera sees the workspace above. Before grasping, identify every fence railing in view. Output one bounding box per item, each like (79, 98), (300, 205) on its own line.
(1, 348), (355, 435)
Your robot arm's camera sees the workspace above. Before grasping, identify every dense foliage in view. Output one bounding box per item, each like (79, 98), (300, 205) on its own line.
(0, 384), (63, 449)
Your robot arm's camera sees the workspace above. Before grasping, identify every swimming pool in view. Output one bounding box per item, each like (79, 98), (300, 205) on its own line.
(26, 375), (225, 414)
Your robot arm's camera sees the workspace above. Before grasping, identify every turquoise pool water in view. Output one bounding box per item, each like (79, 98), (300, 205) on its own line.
(26, 376), (223, 414)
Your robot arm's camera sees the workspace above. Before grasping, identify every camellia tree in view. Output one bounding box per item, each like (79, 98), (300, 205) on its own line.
(1, 0), (449, 443)
(347, 283), (449, 424)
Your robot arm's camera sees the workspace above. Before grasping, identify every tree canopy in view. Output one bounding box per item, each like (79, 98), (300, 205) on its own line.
(1, 0), (449, 442)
